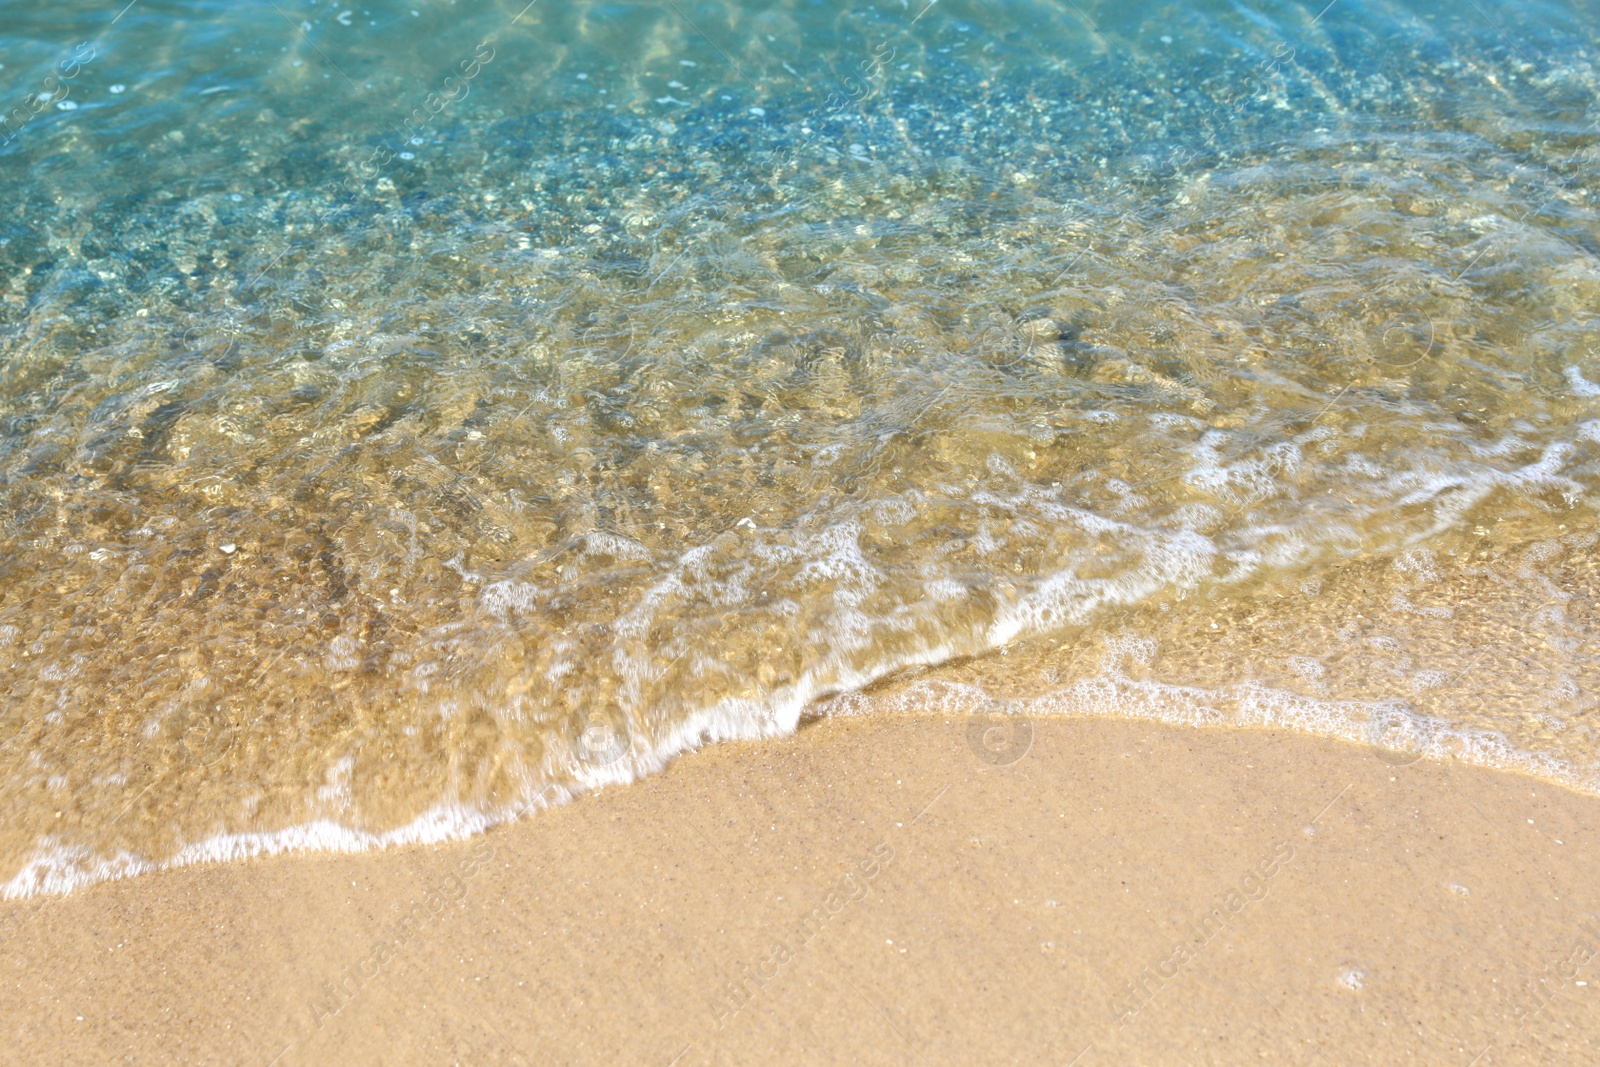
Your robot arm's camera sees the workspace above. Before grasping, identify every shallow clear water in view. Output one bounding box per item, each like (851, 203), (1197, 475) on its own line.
(2, 0), (1598, 895)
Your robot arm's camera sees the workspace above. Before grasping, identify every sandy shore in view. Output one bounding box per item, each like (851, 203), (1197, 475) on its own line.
(2, 712), (1598, 1065)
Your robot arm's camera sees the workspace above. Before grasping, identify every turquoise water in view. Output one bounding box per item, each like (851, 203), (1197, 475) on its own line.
(2, 0), (1598, 894)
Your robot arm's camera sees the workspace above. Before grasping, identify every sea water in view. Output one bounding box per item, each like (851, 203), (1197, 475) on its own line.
(1, 0), (1597, 895)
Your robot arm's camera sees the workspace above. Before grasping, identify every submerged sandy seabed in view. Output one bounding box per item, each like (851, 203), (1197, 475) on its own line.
(2, 710), (1598, 1066)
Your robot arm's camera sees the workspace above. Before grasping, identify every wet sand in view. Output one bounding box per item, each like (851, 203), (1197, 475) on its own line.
(3, 711), (1598, 1066)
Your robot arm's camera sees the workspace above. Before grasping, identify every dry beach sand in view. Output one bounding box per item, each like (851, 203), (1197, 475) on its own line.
(3, 708), (1600, 1066)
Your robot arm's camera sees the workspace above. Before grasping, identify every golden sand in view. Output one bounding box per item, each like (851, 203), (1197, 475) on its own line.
(3, 711), (1598, 1065)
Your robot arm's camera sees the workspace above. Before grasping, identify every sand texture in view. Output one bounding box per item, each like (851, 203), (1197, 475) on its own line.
(3, 713), (1599, 1065)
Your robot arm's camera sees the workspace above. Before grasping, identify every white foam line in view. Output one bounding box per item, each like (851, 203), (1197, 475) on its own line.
(3, 800), (540, 900)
